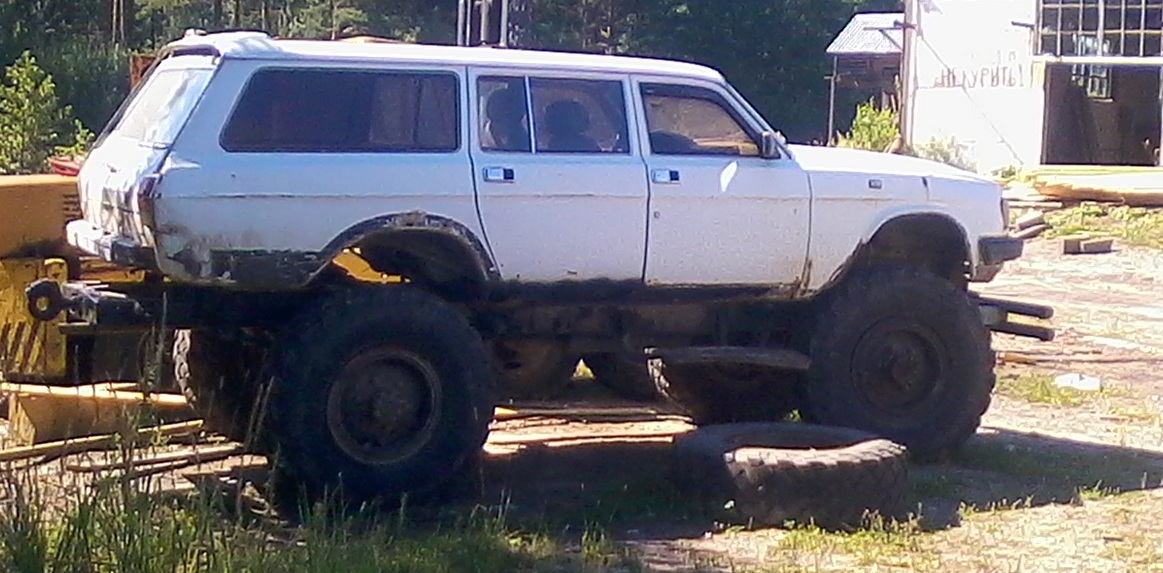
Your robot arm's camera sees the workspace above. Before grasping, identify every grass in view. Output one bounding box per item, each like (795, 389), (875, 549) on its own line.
(994, 371), (1087, 406)
(0, 460), (641, 573)
(1043, 204), (1163, 249)
(765, 518), (938, 571)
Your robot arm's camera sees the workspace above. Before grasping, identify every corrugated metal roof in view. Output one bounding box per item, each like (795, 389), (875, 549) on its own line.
(826, 12), (904, 56)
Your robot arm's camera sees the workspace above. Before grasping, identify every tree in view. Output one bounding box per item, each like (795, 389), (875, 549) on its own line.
(0, 52), (92, 174)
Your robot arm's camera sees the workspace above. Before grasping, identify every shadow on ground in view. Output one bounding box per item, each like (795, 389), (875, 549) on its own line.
(181, 420), (1163, 546)
(911, 427), (1163, 530)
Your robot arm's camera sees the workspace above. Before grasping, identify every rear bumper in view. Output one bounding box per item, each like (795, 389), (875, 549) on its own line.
(66, 220), (157, 270)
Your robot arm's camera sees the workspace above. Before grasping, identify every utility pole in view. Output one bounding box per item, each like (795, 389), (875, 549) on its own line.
(898, 0), (917, 148)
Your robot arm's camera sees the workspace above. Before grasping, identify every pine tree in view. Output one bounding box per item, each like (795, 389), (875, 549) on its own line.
(0, 51), (92, 174)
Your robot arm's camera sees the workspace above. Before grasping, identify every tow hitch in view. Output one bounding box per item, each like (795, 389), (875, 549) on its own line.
(972, 293), (1055, 342)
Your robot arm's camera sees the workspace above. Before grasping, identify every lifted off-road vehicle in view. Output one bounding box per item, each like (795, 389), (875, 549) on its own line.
(28, 31), (1052, 504)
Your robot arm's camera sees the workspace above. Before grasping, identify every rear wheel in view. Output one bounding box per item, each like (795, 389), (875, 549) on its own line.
(267, 286), (494, 506)
(173, 329), (268, 443)
(493, 340), (577, 400)
(803, 267), (994, 460)
(582, 352), (658, 401)
(656, 362), (802, 424)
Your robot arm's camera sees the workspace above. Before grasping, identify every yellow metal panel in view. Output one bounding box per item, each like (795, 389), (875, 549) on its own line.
(332, 249), (405, 283)
(0, 258), (67, 379)
(0, 174), (79, 257)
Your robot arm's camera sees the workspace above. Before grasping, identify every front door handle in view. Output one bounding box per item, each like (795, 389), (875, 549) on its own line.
(483, 166), (516, 183)
(651, 169), (680, 184)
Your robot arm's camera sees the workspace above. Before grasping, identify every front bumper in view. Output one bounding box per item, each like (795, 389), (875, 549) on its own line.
(66, 220), (157, 270)
(972, 235), (1024, 282)
(978, 236), (1024, 266)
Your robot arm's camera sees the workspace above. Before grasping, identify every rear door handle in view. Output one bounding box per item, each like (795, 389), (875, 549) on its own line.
(483, 166), (516, 183)
(651, 169), (680, 184)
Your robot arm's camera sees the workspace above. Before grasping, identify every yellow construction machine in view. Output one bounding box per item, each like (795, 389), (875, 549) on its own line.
(0, 51), (392, 391)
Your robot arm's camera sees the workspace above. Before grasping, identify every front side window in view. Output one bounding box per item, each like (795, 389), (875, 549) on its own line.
(221, 69), (459, 153)
(640, 84), (759, 157)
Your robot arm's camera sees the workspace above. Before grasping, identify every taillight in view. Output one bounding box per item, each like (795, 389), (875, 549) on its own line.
(137, 173), (161, 229)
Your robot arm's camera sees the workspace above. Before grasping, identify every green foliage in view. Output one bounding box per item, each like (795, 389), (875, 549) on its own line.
(37, 38), (131, 133)
(0, 51), (91, 174)
(834, 98), (900, 152)
(912, 136), (978, 172)
(0, 0), (899, 163)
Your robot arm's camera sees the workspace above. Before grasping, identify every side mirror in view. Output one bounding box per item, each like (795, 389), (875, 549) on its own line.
(760, 131), (783, 159)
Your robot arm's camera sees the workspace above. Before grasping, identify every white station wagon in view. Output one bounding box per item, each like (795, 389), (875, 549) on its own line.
(29, 31), (1049, 505)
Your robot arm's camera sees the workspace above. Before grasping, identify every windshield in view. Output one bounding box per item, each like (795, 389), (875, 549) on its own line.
(107, 58), (215, 147)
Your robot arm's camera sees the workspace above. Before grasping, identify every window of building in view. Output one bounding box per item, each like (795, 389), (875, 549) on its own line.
(1039, 0), (1163, 58)
(221, 69), (459, 153)
(1072, 63), (1113, 98)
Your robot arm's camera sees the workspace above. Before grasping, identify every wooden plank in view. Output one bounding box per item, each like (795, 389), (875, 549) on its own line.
(66, 443), (242, 473)
(0, 382), (188, 407)
(0, 420), (203, 463)
(1012, 224), (1050, 240)
(493, 406), (671, 422)
(4, 382), (194, 445)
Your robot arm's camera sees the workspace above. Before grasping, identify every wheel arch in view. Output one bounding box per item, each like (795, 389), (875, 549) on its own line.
(311, 212), (499, 303)
(819, 210), (973, 293)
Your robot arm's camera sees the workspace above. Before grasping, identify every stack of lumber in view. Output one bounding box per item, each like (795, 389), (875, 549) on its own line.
(1008, 166), (1163, 207)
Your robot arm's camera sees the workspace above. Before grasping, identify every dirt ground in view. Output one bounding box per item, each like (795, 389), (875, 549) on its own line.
(476, 236), (1163, 572)
(5, 235), (1163, 572)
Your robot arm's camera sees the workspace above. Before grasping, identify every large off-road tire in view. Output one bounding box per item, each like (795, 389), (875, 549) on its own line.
(655, 362), (802, 424)
(582, 352), (659, 401)
(803, 267), (995, 460)
(173, 329), (268, 443)
(267, 285), (495, 506)
(674, 423), (908, 530)
(493, 340), (577, 400)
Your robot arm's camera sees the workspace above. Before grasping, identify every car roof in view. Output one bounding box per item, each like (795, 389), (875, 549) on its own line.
(165, 31), (726, 83)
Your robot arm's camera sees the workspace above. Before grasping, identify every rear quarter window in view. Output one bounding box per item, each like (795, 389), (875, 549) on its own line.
(220, 68), (460, 153)
(112, 64), (215, 146)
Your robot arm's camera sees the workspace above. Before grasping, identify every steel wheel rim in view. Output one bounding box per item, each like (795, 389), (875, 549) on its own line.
(851, 317), (948, 417)
(326, 347), (442, 465)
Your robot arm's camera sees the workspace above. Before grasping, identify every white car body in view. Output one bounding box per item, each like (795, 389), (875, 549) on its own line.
(69, 32), (1016, 296)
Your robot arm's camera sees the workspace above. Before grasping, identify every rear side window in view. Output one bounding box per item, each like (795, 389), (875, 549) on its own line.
(530, 78), (629, 154)
(112, 67), (214, 146)
(221, 69), (459, 153)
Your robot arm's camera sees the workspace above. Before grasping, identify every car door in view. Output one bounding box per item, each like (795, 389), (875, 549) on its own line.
(468, 69), (649, 283)
(633, 78), (812, 288)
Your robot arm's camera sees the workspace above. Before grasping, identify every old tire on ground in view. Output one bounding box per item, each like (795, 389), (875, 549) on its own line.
(673, 423), (908, 530)
(655, 362), (802, 424)
(582, 352), (659, 401)
(267, 285), (494, 507)
(173, 329), (268, 443)
(494, 340), (577, 400)
(803, 267), (995, 460)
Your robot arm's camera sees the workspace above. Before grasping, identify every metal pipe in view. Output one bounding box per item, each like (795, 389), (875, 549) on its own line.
(479, 0), (491, 46)
(827, 56), (838, 143)
(456, 0), (468, 46)
(499, 0), (510, 47)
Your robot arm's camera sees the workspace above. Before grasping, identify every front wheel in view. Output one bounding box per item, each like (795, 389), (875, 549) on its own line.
(803, 267), (994, 460)
(267, 286), (495, 506)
